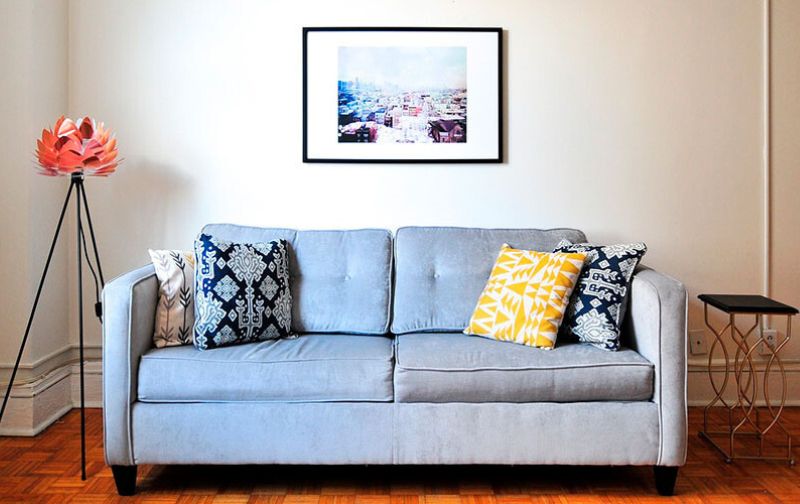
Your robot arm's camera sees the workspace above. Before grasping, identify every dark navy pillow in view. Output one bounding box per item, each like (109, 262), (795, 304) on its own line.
(553, 240), (647, 351)
(193, 233), (292, 350)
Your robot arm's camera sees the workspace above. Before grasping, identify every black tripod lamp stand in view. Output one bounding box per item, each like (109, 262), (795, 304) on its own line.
(0, 173), (105, 480)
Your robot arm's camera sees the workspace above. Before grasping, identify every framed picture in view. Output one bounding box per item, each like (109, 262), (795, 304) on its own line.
(303, 27), (502, 163)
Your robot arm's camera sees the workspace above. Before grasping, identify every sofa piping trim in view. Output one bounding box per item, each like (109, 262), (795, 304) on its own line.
(136, 397), (395, 404)
(140, 355), (395, 365)
(394, 225), (588, 234)
(393, 339), (653, 373)
(394, 362), (654, 372)
(102, 264), (155, 467)
(635, 274), (664, 465)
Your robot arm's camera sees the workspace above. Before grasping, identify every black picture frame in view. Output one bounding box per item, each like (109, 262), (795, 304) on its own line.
(303, 27), (503, 164)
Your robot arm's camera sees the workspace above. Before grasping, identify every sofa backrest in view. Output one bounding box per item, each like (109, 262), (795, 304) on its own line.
(202, 224), (392, 335)
(391, 226), (587, 334)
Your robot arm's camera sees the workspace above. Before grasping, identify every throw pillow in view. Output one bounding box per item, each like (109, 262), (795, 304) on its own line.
(148, 249), (195, 347)
(193, 233), (292, 350)
(464, 244), (586, 349)
(553, 239), (647, 351)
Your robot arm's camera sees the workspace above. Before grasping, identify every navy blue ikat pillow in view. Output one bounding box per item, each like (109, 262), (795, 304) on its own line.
(193, 233), (292, 350)
(553, 239), (647, 351)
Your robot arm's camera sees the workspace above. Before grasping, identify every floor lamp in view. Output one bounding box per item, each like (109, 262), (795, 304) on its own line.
(0, 116), (119, 480)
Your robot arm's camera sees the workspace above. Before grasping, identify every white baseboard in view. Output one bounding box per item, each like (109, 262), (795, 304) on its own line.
(0, 355), (102, 436)
(687, 357), (800, 407)
(69, 359), (103, 408)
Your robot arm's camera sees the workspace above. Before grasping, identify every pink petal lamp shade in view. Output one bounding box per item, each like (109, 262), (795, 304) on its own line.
(35, 116), (120, 176)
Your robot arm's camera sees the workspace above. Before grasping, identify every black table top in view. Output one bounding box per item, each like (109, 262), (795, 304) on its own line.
(698, 294), (798, 315)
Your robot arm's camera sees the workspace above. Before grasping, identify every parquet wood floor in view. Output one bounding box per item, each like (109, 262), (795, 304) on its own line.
(0, 408), (798, 503)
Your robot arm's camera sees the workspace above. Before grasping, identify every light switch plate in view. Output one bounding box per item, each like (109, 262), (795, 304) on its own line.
(758, 329), (778, 355)
(689, 329), (707, 355)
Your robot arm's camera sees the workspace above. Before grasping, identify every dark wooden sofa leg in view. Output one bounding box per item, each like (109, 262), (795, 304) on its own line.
(111, 465), (137, 496)
(653, 466), (678, 496)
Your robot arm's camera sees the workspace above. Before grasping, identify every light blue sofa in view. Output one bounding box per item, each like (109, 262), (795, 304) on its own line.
(103, 225), (687, 496)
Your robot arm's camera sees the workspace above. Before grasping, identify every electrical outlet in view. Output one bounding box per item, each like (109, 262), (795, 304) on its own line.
(758, 329), (778, 355)
(689, 329), (707, 355)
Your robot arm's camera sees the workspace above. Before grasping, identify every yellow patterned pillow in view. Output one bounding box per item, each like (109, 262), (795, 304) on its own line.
(464, 244), (586, 349)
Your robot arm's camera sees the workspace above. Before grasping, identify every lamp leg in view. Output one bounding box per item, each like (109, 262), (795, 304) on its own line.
(79, 180), (105, 285)
(79, 181), (105, 322)
(76, 180), (87, 481)
(0, 180), (75, 427)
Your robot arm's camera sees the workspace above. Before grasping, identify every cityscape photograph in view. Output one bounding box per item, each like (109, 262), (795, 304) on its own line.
(337, 46), (467, 143)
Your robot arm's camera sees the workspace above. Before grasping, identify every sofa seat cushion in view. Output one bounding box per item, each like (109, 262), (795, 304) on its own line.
(138, 334), (394, 403)
(394, 333), (653, 403)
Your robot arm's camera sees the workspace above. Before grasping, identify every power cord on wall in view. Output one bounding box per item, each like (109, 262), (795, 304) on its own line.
(78, 221), (103, 321)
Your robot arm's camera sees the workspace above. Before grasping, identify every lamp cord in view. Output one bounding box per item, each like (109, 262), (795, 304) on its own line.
(78, 220), (103, 323)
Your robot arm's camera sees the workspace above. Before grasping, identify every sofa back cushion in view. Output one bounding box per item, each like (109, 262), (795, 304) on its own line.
(203, 224), (392, 334)
(392, 227), (587, 334)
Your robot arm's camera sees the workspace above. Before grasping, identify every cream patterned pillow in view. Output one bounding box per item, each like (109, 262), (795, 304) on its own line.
(464, 244), (586, 349)
(149, 250), (195, 347)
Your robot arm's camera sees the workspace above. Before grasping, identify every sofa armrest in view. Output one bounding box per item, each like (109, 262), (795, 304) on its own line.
(626, 266), (688, 467)
(102, 264), (158, 466)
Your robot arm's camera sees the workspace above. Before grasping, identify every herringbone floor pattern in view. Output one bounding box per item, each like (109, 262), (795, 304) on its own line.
(0, 408), (798, 503)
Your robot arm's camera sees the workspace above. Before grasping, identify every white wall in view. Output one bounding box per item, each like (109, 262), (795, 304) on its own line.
(771, 1), (800, 360)
(60, 0), (796, 403)
(0, 1), (70, 371)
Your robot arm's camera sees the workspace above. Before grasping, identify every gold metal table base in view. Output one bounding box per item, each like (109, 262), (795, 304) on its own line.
(698, 303), (795, 465)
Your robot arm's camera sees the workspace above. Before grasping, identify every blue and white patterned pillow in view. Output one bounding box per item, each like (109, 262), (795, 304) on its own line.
(193, 233), (292, 350)
(553, 239), (647, 351)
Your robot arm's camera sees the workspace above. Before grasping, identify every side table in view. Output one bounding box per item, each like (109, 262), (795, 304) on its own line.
(697, 294), (797, 465)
